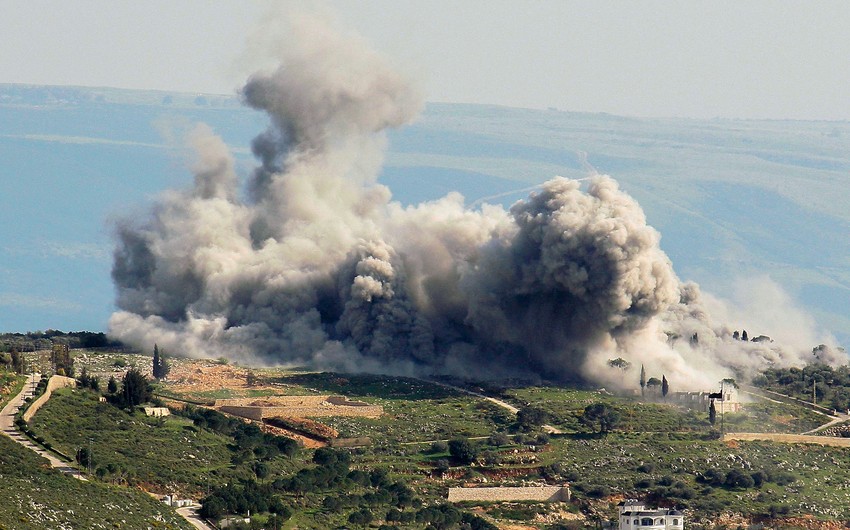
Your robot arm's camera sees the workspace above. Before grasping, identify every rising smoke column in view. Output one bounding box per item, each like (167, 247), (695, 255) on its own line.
(110, 8), (836, 387)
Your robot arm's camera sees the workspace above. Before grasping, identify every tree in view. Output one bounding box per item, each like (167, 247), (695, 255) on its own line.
(152, 344), (169, 380)
(448, 438), (478, 465)
(78, 367), (90, 388)
(709, 399), (717, 425)
(646, 377), (662, 395)
(76, 446), (94, 470)
(722, 378), (739, 389)
(608, 357), (631, 372)
(119, 368), (152, 408)
(10, 347), (25, 374)
(640, 364), (646, 395)
(741, 330), (748, 341)
(662, 375), (669, 398)
(107, 375), (118, 394)
(580, 403), (620, 434)
(516, 406), (549, 431)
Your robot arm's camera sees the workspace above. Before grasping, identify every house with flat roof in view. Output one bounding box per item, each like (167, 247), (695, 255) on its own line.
(618, 500), (684, 529)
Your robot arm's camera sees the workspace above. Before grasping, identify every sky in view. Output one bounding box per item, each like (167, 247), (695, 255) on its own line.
(2, 1), (850, 120)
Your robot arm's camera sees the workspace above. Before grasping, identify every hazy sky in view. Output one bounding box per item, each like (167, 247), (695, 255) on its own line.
(3, 1), (850, 120)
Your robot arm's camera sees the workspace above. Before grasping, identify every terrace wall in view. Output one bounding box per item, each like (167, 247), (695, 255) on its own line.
(447, 486), (571, 503)
(23, 375), (76, 422)
(215, 395), (382, 420)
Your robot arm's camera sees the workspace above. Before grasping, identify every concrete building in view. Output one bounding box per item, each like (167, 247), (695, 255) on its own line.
(161, 495), (193, 508)
(670, 387), (742, 414)
(618, 500), (684, 530)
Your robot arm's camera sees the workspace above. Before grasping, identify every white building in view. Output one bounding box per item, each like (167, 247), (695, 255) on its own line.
(670, 387), (742, 414)
(618, 500), (684, 530)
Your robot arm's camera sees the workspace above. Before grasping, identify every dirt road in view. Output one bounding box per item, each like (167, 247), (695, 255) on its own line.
(428, 380), (564, 434)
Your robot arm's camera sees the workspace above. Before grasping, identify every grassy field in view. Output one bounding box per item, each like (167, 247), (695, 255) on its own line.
(0, 420), (193, 530)
(29, 388), (310, 497)
(503, 385), (826, 435)
(22, 354), (850, 528)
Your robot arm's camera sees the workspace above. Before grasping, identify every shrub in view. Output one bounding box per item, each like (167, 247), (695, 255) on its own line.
(348, 508), (373, 525)
(637, 463), (655, 473)
(487, 432), (510, 447)
(772, 472), (797, 486)
(585, 485), (610, 498)
(448, 438), (478, 465)
(428, 440), (448, 454)
(725, 469), (755, 489)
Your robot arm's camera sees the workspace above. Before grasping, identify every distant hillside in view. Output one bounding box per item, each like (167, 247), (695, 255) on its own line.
(1, 84), (848, 346)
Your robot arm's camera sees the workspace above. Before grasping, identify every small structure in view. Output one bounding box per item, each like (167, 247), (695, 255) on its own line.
(143, 407), (170, 417)
(618, 500), (683, 530)
(670, 387), (742, 413)
(161, 495), (193, 508)
(219, 516), (251, 528)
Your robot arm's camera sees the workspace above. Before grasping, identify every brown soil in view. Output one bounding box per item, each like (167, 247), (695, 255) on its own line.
(166, 360), (261, 394)
(774, 516), (848, 530)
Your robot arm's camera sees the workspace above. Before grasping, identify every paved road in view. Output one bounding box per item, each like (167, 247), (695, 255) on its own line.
(3, 375), (214, 530)
(176, 506), (214, 530)
(0, 373), (86, 480)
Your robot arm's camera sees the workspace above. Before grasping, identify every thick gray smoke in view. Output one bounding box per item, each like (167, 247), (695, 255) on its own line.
(110, 9), (840, 388)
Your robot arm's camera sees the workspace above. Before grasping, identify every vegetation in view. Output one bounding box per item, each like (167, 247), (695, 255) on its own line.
(152, 344), (170, 380)
(19, 349), (850, 527)
(0, 330), (119, 352)
(755, 362), (850, 412)
(0, 433), (192, 529)
(29, 388), (302, 495)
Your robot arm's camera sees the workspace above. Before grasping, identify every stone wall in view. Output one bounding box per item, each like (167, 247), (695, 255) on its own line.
(215, 395), (383, 420)
(724, 432), (850, 447)
(23, 375), (76, 422)
(447, 486), (570, 503)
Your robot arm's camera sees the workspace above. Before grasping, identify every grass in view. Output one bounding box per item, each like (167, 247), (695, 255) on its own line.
(24, 355), (850, 527)
(0, 371), (25, 409)
(29, 388), (309, 497)
(0, 428), (193, 530)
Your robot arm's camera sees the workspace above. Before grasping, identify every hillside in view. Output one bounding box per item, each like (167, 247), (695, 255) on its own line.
(13, 350), (850, 529)
(1, 84), (848, 347)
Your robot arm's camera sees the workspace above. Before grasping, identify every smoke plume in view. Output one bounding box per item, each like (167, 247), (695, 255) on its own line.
(110, 8), (840, 389)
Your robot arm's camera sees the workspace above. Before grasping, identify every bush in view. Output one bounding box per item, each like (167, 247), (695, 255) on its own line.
(772, 472), (797, 486)
(725, 468), (755, 489)
(428, 441), (448, 454)
(585, 484), (610, 498)
(751, 470), (769, 487)
(448, 438), (478, 465)
(348, 508), (373, 525)
(637, 462), (655, 473)
(487, 432), (510, 447)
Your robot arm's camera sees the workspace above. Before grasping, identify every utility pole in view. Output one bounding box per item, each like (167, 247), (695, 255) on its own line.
(720, 380), (725, 435)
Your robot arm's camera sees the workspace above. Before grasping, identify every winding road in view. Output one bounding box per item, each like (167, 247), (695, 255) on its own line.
(0, 374), (213, 530)
(0, 373), (85, 479)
